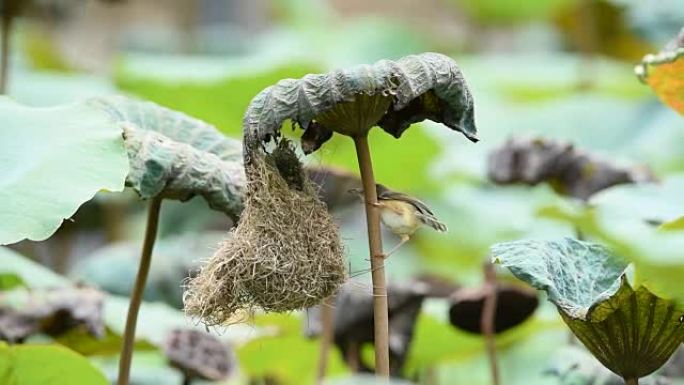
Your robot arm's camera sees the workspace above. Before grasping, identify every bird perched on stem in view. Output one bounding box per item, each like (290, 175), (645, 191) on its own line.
(349, 184), (447, 257)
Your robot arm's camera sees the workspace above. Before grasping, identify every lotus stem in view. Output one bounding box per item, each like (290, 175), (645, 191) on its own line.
(481, 263), (500, 385)
(625, 379), (638, 385)
(352, 134), (390, 377)
(0, 0), (15, 94)
(118, 196), (163, 385)
(316, 297), (335, 384)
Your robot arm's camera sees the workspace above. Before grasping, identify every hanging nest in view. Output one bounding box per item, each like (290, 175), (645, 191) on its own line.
(184, 140), (346, 326)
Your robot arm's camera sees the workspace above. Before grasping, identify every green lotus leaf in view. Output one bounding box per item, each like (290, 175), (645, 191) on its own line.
(491, 238), (684, 379)
(0, 98), (128, 245)
(0, 343), (109, 385)
(590, 175), (684, 228)
(491, 238), (628, 320)
(243, 52), (477, 151)
(560, 278), (684, 379)
(89, 96), (245, 218)
(636, 27), (684, 114)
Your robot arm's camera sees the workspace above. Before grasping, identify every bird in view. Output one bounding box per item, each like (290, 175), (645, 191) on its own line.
(349, 184), (447, 258)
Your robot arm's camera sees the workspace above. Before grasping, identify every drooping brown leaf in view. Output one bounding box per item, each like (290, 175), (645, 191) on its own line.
(163, 328), (237, 382)
(0, 286), (105, 343)
(488, 137), (652, 200)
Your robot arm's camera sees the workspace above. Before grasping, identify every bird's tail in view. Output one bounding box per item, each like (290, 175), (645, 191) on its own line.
(417, 213), (448, 232)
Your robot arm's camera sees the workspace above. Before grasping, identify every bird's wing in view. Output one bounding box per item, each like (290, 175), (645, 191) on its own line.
(378, 190), (448, 232)
(415, 212), (448, 232)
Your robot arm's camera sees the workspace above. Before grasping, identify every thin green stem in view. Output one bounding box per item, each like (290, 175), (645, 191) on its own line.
(352, 134), (390, 377)
(117, 197), (163, 385)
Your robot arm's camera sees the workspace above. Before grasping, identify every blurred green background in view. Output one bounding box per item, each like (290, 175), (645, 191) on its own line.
(2, 0), (684, 384)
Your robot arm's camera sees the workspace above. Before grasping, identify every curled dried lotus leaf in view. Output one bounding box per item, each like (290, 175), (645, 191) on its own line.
(243, 52), (477, 154)
(487, 137), (649, 200)
(89, 96), (245, 218)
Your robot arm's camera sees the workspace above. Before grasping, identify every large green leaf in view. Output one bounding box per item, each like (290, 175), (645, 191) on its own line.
(450, 0), (576, 25)
(590, 175), (684, 228)
(237, 313), (348, 385)
(0, 343), (108, 385)
(491, 239), (684, 379)
(428, 326), (567, 385)
(0, 247), (69, 289)
(491, 238), (628, 320)
(89, 96), (245, 217)
(0, 98), (129, 244)
(116, 57), (320, 137)
(71, 232), (225, 308)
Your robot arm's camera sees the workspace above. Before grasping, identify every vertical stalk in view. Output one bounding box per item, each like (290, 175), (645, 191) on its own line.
(352, 134), (390, 377)
(625, 379), (638, 385)
(1, 0), (15, 94)
(316, 297), (335, 385)
(118, 197), (163, 385)
(481, 263), (499, 385)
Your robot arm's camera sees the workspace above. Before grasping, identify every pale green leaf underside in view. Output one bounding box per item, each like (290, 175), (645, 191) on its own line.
(491, 238), (628, 320)
(0, 98), (128, 245)
(0, 343), (109, 385)
(89, 96), (246, 217)
(561, 279), (684, 378)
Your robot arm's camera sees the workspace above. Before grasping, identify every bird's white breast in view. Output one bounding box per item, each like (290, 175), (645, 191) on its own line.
(379, 202), (420, 236)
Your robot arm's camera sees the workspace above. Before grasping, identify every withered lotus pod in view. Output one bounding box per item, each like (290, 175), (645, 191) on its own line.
(448, 283), (538, 334)
(492, 238), (684, 384)
(164, 328), (237, 384)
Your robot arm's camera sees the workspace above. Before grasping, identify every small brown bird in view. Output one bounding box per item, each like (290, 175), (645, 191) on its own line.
(349, 184), (448, 257)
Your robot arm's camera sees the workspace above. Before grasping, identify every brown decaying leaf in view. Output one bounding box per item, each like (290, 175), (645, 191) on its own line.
(0, 286), (104, 343)
(487, 137), (653, 200)
(164, 328), (237, 381)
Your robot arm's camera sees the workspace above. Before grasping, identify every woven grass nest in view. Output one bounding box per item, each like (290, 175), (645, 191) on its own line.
(184, 140), (346, 326)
